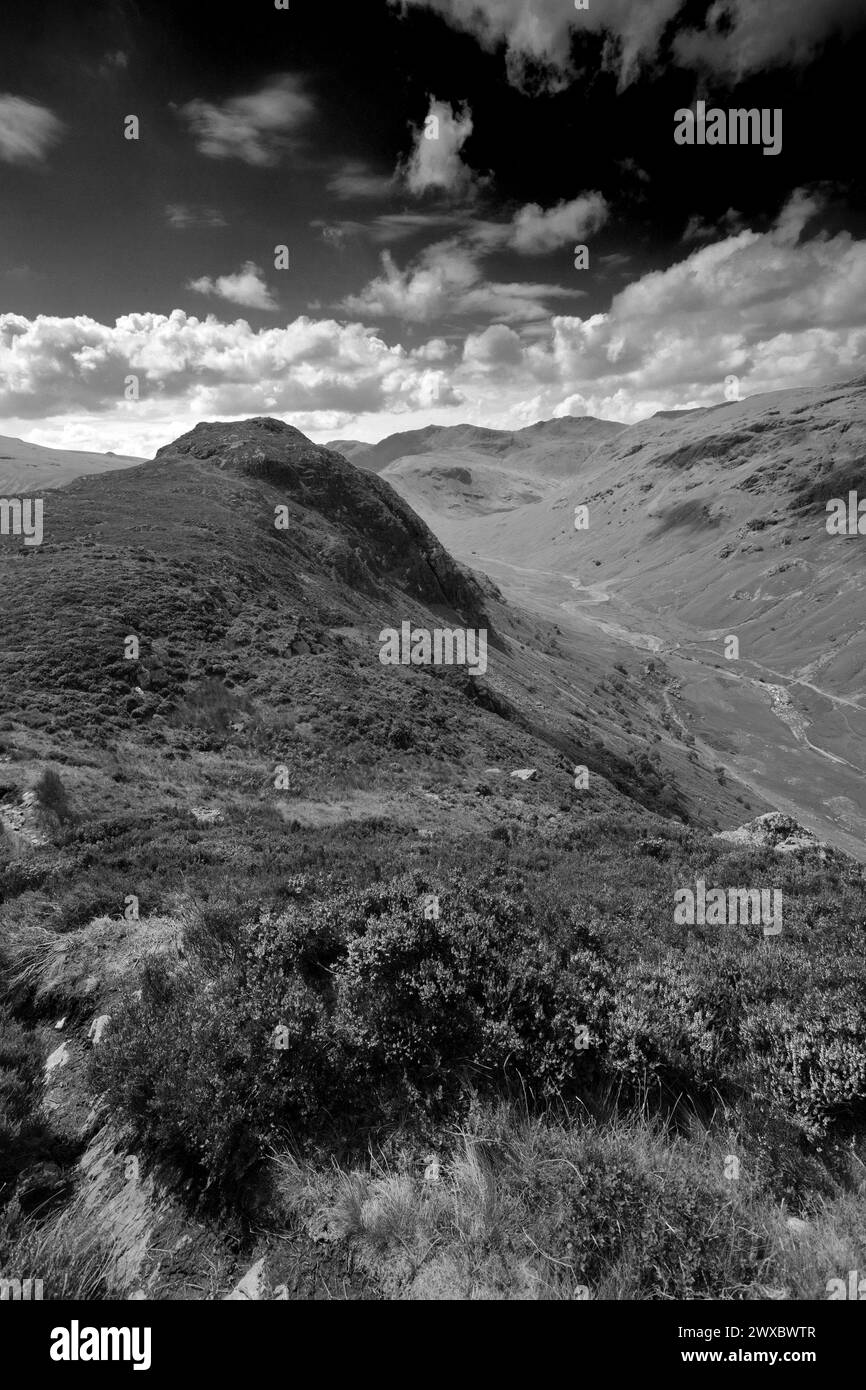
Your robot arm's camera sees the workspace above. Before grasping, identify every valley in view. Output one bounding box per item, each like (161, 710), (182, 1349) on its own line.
(350, 377), (866, 860)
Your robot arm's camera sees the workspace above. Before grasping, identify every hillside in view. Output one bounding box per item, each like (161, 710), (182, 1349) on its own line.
(1, 414), (865, 1305)
(0, 415), (756, 837)
(327, 416), (626, 528)
(381, 379), (866, 860)
(0, 434), (143, 492)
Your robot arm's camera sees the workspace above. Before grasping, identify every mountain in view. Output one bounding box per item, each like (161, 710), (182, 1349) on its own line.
(387, 377), (866, 859)
(322, 438), (371, 464)
(332, 415), (625, 477)
(0, 434), (143, 492)
(330, 416), (627, 524)
(2, 415), (737, 831)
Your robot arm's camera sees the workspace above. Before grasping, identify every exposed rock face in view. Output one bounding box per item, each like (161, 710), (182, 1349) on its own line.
(156, 417), (496, 628)
(715, 811), (832, 858)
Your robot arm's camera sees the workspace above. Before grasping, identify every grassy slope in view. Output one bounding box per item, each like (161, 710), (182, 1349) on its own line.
(0, 435), (143, 493)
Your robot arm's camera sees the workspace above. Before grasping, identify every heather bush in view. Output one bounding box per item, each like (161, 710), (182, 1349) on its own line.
(33, 768), (74, 826)
(94, 873), (612, 1200)
(88, 843), (866, 1211)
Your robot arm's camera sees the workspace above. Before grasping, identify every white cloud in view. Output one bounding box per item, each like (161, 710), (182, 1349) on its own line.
(313, 211), (468, 248)
(389, 0), (864, 89)
(457, 192), (866, 420)
(401, 98), (478, 196)
(413, 337), (453, 362)
(388, 0), (682, 91)
(682, 209), (743, 243)
(674, 0), (865, 81)
(3, 195), (865, 451)
(343, 243), (477, 320)
(503, 194), (609, 254)
(188, 262), (278, 311)
(0, 309), (465, 427)
(166, 203), (227, 229)
(462, 324), (525, 368)
(178, 75), (312, 166)
(342, 240), (584, 322)
(0, 95), (64, 164)
(327, 160), (396, 200)
(552, 393), (589, 418)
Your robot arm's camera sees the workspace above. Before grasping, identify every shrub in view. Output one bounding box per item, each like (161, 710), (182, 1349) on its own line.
(33, 769), (73, 826)
(94, 873), (612, 1201)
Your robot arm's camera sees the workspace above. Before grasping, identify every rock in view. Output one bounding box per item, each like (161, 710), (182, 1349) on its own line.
(55, 1016), (66, 1030)
(786, 1216), (808, 1234)
(223, 1257), (267, 1301)
(510, 768), (538, 782)
(45, 1042), (69, 1073)
(88, 1015), (111, 1046)
(715, 812), (830, 858)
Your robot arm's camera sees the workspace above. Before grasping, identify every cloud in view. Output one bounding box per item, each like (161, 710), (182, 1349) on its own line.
(335, 190), (866, 428)
(462, 324), (525, 368)
(0, 309), (465, 424)
(682, 208), (744, 243)
(314, 211), (468, 249)
(321, 197), (606, 255)
(327, 160), (396, 200)
(388, 0), (682, 91)
(400, 98), (478, 196)
(673, 0), (866, 81)
(552, 394), (590, 418)
(187, 263), (278, 311)
(178, 75), (312, 166)
(501, 194), (609, 254)
(98, 50), (129, 79)
(389, 0), (865, 89)
(342, 240), (584, 323)
(166, 203), (227, 229)
(316, 221), (363, 251)
(0, 95), (64, 164)
(4, 194), (865, 449)
(452, 191), (866, 422)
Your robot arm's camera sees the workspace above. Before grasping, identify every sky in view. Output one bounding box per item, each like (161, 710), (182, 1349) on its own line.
(1, 0), (865, 456)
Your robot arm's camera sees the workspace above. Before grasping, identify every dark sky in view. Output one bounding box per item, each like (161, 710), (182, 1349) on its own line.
(1, 0), (864, 453)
